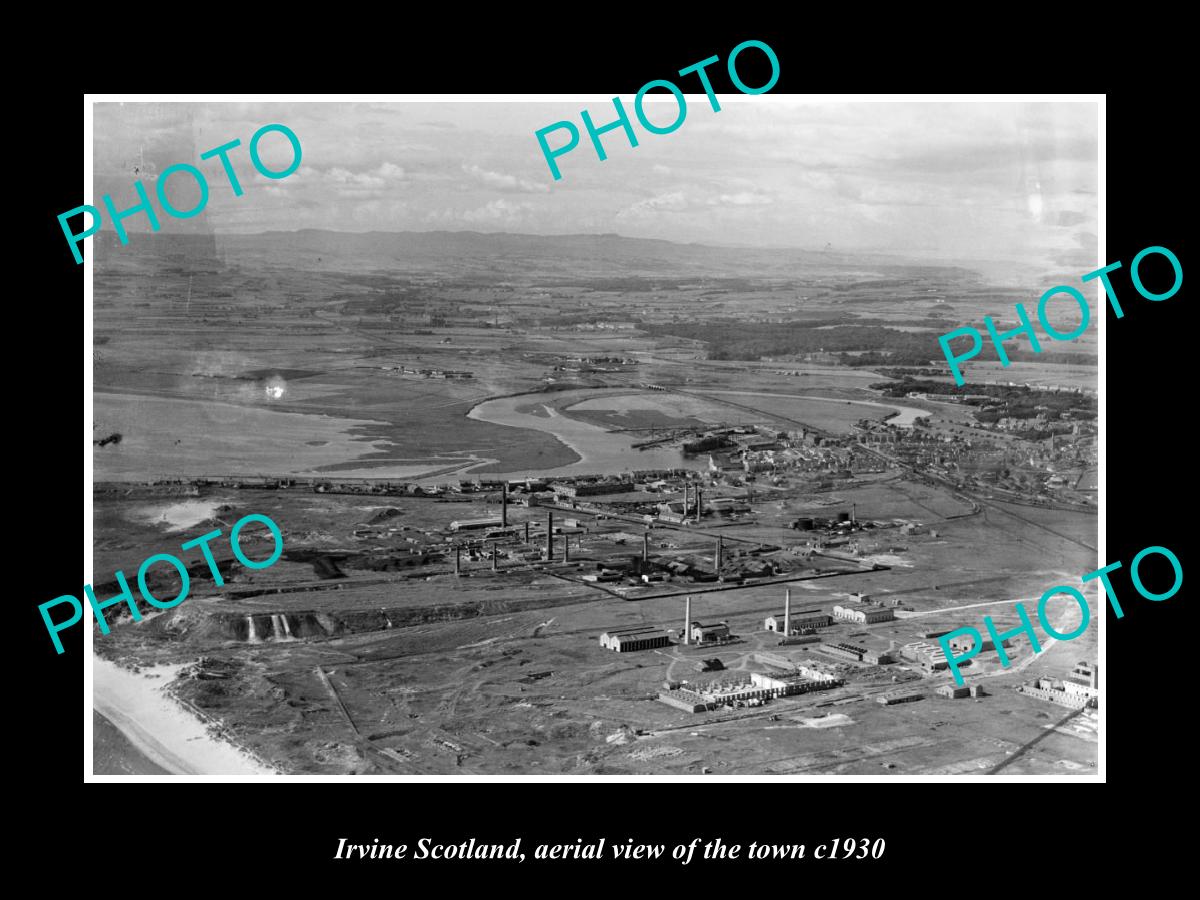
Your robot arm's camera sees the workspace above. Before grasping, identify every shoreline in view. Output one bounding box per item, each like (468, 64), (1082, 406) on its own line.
(93, 656), (279, 777)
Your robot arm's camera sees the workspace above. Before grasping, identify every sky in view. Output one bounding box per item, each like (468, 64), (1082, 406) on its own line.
(93, 99), (1098, 270)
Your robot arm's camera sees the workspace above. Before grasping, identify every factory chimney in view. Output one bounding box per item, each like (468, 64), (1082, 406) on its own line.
(563, 534), (570, 562)
(491, 541), (497, 571)
(784, 587), (791, 636)
(683, 596), (691, 645)
(455, 546), (461, 575)
(524, 521), (530, 543)
(501, 483), (508, 526)
(642, 531), (649, 562)
(851, 502), (856, 525)
(546, 511), (554, 560)
(697, 488), (703, 520)
(714, 536), (723, 574)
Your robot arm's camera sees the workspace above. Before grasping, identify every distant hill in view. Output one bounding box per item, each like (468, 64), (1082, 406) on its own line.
(97, 228), (984, 283)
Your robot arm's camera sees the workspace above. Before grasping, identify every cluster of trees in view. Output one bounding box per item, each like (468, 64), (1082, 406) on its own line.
(643, 321), (943, 362)
(644, 320), (1097, 369)
(874, 377), (1096, 425)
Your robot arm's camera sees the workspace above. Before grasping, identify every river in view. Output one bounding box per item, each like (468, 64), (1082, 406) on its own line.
(466, 388), (932, 481)
(467, 392), (709, 479)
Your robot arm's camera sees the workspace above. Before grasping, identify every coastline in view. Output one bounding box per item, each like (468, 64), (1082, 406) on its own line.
(93, 656), (279, 777)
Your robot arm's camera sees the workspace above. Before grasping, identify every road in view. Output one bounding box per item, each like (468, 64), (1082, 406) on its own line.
(988, 706), (1087, 774)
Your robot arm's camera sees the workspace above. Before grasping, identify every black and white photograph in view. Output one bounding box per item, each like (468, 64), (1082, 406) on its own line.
(84, 96), (1102, 779)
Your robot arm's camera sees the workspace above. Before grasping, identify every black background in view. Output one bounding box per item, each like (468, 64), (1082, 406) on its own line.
(19, 20), (1187, 886)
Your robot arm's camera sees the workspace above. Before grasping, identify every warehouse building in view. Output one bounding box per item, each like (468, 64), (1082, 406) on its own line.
(1065, 661), (1099, 694)
(878, 690), (925, 705)
(936, 684), (971, 699)
(1017, 677), (1098, 709)
(823, 642), (868, 662)
(657, 666), (842, 713)
(690, 621), (732, 644)
(948, 634), (1011, 654)
(599, 626), (671, 652)
(450, 516), (505, 532)
(764, 611), (832, 632)
(833, 605), (896, 625)
(901, 640), (955, 672)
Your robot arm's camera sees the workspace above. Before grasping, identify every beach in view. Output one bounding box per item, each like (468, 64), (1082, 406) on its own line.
(93, 656), (278, 776)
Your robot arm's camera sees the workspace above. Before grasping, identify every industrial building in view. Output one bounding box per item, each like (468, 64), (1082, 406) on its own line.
(823, 642), (869, 662)
(765, 611), (832, 632)
(450, 516), (504, 532)
(658, 665), (843, 713)
(550, 480), (632, 497)
(900, 640), (954, 672)
(948, 635), (1011, 654)
(1017, 678), (1098, 709)
(598, 626), (672, 652)
(1018, 662), (1098, 709)
(763, 590), (831, 636)
(690, 621), (732, 645)
(778, 634), (821, 646)
(832, 605), (895, 625)
(878, 690), (925, 705)
(1065, 660), (1099, 693)
(937, 684), (971, 699)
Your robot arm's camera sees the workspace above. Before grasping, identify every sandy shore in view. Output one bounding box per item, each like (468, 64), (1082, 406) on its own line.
(93, 656), (277, 776)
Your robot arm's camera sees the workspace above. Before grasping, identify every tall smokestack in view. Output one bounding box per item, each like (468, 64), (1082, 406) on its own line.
(784, 587), (791, 636)
(491, 541), (497, 571)
(684, 596), (691, 645)
(714, 536), (723, 574)
(683, 482), (690, 518)
(455, 546), (461, 575)
(546, 511), (554, 560)
(563, 534), (570, 562)
(524, 521), (530, 543)
(851, 502), (856, 525)
(501, 484), (508, 526)
(697, 488), (703, 520)
(642, 531), (649, 562)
